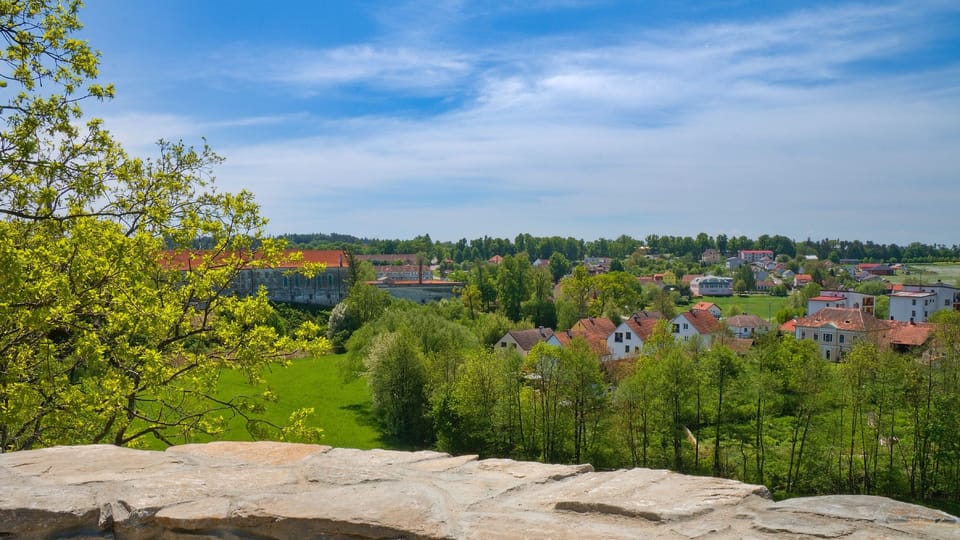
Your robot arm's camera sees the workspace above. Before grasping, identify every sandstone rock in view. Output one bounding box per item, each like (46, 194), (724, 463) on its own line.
(0, 442), (957, 539)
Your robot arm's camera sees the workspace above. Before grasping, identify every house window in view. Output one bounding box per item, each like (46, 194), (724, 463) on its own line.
(826, 350), (831, 360)
(801, 331), (806, 338)
(672, 324), (680, 333)
(683, 323), (689, 330)
(614, 332), (624, 343)
(823, 334), (833, 342)
(912, 299), (916, 305)
(500, 342), (507, 348)
(625, 332), (632, 340)
(912, 310), (916, 317)
(625, 345), (630, 353)
(813, 333), (818, 341)
(839, 334), (845, 344)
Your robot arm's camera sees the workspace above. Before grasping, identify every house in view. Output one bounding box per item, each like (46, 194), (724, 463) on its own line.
(885, 321), (937, 354)
(607, 314), (662, 360)
(691, 301), (722, 319)
(553, 317), (616, 359)
(373, 265), (432, 281)
(793, 274), (813, 288)
(807, 290), (875, 316)
(756, 279), (776, 292)
(724, 314), (771, 338)
(889, 281), (960, 323)
(700, 249), (722, 264)
(712, 334), (754, 355)
(725, 257), (744, 270)
(488, 255), (504, 265)
(496, 327), (556, 357)
(739, 250), (774, 263)
(857, 263), (895, 276)
(670, 310), (721, 346)
(793, 308), (890, 361)
(164, 249), (350, 307)
(689, 275), (734, 297)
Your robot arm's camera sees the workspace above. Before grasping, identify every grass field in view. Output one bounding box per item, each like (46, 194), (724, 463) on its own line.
(889, 263), (960, 285)
(144, 354), (386, 451)
(692, 294), (790, 321)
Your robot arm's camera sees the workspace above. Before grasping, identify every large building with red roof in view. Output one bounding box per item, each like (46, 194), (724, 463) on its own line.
(162, 249), (350, 306)
(794, 307), (936, 361)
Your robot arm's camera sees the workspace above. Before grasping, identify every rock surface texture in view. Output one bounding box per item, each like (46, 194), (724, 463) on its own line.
(1, 442), (958, 539)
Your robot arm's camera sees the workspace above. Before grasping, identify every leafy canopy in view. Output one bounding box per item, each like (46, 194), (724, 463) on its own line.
(0, 0), (328, 451)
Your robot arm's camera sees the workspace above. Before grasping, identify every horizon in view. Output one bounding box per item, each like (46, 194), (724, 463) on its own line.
(78, 1), (960, 246)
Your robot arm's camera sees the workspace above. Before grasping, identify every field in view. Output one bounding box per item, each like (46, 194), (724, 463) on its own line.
(144, 354), (385, 451)
(889, 263), (960, 285)
(692, 294), (790, 321)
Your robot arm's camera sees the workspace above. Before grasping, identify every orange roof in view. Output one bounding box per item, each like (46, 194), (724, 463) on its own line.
(570, 317), (616, 356)
(885, 322), (936, 347)
(692, 301), (718, 312)
(160, 249), (347, 271)
(676, 310), (721, 335)
(780, 319), (797, 333)
(623, 316), (661, 342)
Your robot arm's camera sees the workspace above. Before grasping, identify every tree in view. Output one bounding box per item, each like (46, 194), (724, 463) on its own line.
(559, 265), (592, 319)
(591, 271), (643, 319)
(0, 2), (328, 451)
(366, 332), (430, 443)
(496, 253), (532, 321)
(549, 252), (571, 283)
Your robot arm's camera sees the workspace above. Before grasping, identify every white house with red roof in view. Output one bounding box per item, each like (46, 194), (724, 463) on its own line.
(807, 290), (875, 316)
(670, 310), (721, 346)
(607, 313), (663, 360)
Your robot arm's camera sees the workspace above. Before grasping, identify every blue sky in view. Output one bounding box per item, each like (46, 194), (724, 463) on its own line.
(77, 1), (960, 245)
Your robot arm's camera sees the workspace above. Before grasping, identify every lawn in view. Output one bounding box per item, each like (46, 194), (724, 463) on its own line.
(693, 294), (790, 321)
(143, 354), (386, 451)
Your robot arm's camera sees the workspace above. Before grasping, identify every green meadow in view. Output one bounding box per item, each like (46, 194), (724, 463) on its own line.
(144, 354), (385, 451)
(692, 294), (790, 321)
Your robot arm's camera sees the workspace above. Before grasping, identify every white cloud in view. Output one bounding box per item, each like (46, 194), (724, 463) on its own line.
(100, 1), (960, 244)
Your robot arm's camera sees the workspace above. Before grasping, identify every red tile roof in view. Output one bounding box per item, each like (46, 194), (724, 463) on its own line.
(677, 310), (721, 335)
(623, 316), (661, 342)
(884, 322), (936, 347)
(160, 249), (347, 271)
(692, 301), (718, 312)
(570, 317), (616, 356)
(780, 319), (797, 333)
(794, 307), (888, 333)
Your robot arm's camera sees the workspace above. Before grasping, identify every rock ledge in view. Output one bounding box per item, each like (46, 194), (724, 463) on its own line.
(1, 442), (957, 539)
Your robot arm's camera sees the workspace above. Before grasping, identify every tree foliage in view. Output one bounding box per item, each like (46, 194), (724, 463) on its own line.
(0, 1), (328, 451)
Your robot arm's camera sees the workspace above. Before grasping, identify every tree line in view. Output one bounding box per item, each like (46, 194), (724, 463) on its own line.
(281, 232), (960, 265)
